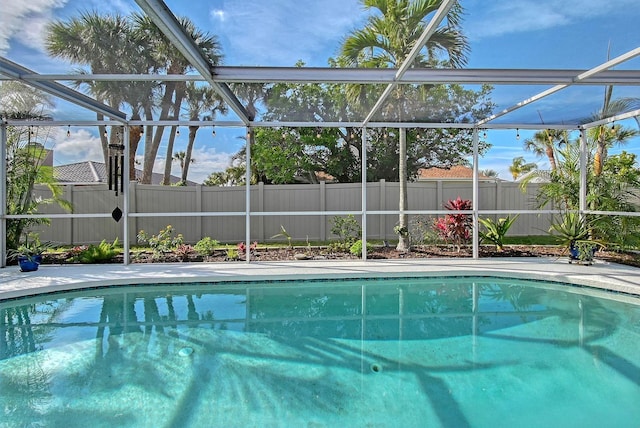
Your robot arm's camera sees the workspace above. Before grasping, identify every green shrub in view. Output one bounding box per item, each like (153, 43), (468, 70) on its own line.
(225, 246), (239, 261)
(410, 216), (444, 245)
(74, 238), (119, 263)
(137, 225), (184, 257)
(330, 215), (361, 251)
(194, 237), (219, 256)
(349, 239), (373, 257)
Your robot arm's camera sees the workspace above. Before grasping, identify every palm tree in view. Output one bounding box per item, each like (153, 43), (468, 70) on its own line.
(480, 169), (499, 178)
(508, 156), (536, 180)
(46, 12), (144, 165)
(170, 82), (227, 184)
(132, 14), (222, 184)
(340, 0), (468, 251)
(523, 129), (568, 172)
(583, 85), (640, 176)
(172, 151), (194, 184)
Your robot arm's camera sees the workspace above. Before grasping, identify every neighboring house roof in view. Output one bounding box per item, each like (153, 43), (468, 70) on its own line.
(417, 165), (494, 181)
(54, 161), (197, 185)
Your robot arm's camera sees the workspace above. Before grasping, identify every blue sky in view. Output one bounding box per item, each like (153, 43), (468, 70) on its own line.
(1, 0), (639, 182)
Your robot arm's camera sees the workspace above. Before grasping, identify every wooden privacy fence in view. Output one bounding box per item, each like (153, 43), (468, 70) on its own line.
(32, 180), (553, 245)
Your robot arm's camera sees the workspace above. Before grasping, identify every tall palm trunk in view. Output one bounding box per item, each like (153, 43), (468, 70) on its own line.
(142, 81), (177, 184)
(162, 83), (186, 185)
(545, 137), (557, 171)
(182, 125), (199, 183)
(161, 126), (179, 185)
(594, 126), (607, 176)
(128, 112), (143, 181)
(396, 128), (410, 251)
(97, 112), (109, 165)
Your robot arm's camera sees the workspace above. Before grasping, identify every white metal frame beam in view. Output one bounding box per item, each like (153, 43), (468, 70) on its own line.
(134, 0), (252, 123)
(584, 108), (640, 128)
(0, 57), (127, 122)
(477, 47), (640, 126)
(5, 68), (640, 85)
(4, 119), (582, 130)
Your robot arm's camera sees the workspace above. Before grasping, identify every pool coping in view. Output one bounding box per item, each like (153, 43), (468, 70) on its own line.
(1, 257), (640, 301)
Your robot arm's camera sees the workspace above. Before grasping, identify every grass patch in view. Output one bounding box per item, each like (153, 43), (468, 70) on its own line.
(502, 235), (559, 245)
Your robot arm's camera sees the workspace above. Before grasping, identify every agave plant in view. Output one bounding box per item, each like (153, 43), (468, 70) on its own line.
(549, 212), (590, 249)
(479, 215), (519, 251)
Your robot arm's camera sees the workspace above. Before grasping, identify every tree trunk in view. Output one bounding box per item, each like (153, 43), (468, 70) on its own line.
(162, 126), (178, 185)
(128, 112), (143, 181)
(396, 128), (410, 251)
(97, 112), (108, 166)
(182, 125), (199, 183)
(142, 81), (176, 184)
(594, 126), (607, 176)
(546, 146), (557, 172)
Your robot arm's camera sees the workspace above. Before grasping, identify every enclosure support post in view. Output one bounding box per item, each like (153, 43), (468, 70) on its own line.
(245, 127), (252, 262)
(579, 127), (587, 214)
(0, 123), (6, 267)
(472, 128), (479, 259)
(123, 126), (130, 265)
(361, 127), (368, 260)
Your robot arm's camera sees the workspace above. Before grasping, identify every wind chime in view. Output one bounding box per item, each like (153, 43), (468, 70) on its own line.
(107, 132), (124, 222)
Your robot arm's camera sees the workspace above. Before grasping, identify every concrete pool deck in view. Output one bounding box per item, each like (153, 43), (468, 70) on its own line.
(1, 257), (640, 300)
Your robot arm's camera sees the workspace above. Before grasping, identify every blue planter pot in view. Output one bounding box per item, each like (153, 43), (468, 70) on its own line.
(18, 255), (40, 272)
(569, 244), (579, 260)
(569, 242), (597, 264)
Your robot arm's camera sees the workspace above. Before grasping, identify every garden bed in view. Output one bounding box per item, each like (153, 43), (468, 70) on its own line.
(35, 244), (640, 268)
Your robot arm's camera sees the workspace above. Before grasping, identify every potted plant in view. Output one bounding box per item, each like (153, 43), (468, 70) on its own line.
(549, 212), (602, 264)
(9, 233), (52, 272)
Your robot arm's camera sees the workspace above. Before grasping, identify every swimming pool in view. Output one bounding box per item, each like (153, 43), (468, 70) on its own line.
(1, 275), (639, 427)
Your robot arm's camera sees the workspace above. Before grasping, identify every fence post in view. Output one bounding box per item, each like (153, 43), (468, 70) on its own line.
(320, 181), (326, 241)
(379, 179), (386, 240)
(258, 181), (265, 241)
(65, 185), (74, 245)
(130, 182), (137, 243)
(196, 184), (203, 241)
(496, 180), (502, 218)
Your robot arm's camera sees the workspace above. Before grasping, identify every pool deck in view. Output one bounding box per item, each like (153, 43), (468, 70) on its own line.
(1, 257), (640, 300)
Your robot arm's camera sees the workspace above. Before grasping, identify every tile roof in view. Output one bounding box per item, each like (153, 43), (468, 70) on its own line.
(417, 165), (491, 180)
(54, 161), (195, 185)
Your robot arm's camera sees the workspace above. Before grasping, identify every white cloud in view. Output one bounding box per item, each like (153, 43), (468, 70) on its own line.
(0, 0), (68, 54)
(465, 0), (638, 40)
(49, 127), (104, 164)
(211, 10), (226, 22)
(151, 147), (233, 184)
(187, 147), (233, 182)
(211, 0), (364, 66)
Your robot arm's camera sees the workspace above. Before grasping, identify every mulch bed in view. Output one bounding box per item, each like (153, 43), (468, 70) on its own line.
(38, 245), (640, 268)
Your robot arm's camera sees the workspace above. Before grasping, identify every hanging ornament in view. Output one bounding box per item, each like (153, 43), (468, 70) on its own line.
(111, 206), (123, 222)
(108, 141), (125, 196)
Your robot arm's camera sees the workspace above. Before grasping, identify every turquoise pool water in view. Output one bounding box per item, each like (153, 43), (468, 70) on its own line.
(1, 276), (639, 427)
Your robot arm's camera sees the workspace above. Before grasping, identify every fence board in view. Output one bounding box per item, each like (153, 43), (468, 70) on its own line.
(32, 181), (563, 245)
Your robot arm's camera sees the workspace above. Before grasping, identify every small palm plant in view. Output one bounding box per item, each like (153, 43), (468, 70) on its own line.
(271, 225), (293, 249)
(479, 215), (519, 251)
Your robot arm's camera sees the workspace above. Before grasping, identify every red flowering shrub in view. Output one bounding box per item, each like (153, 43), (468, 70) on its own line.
(237, 241), (258, 254)
(433, 197), (473, 251)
